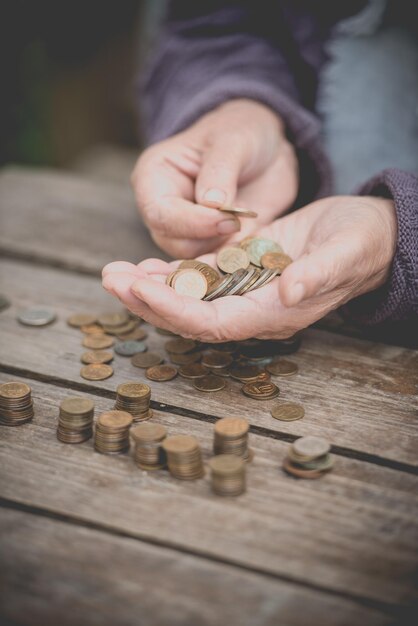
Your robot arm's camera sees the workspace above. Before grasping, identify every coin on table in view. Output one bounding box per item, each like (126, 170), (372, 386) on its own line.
(0, 381), (31, 399)
(243, 238), (282, 267)
(97, 311), (130, 327)
(82, 335), (114, 349)
(282, 457), (326, 479)
(242, 380), (280, 400)
(178, 363), (209, 379)
(165, 338), (197, 354)
(80, 364), (114, 381)
(216, 247), (250, 274)
(146, 364), (178, 382)
(260, 252), (293, 273)
(271, 402), (304, 422)
(80, 323), (105, 335)
(67, 313), (97, 328)
(131, 352), (164, 368)
(171, 269), (208, 299)
(229, 364), (262, 382)
(17, 307), (56, 326)
(114, 340), (147, 356)
(102, 319), (139, 336)
(266, 359), (298, 377)
(201, 352), (233, 369)
(169, 351), (201, 365)
(293, 436), (330, 460)
(217, 205), (258, 218)
(0, 294), (11, 312)
(117, 327), (148, 341)
(193, 374), (226, 392)
(99, 410), (133, 429)
(81, 350), (114, 365)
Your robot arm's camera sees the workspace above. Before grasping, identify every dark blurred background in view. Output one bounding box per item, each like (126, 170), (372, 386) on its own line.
(0, 0), (147, 170)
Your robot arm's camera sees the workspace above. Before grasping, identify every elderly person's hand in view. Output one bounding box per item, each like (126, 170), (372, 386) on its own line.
(102, 195), (396, 341)
(131, 98), (298, 259)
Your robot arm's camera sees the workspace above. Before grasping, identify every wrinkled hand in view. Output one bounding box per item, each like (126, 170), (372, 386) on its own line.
(102, 196), (397, 341)
(131, 99), (298, 258)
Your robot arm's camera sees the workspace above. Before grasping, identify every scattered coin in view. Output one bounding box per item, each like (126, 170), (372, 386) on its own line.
(169, 351), (201, 365)
(217, 246), (250, 274)
(266, 359), (298, 377)
(67, 313), (97, 328)
(117, 327), (148, 341)
(97, 311), (130, 327)
(209, 454), (246, 496)
(229, 364), (262, 382)
(261, 252), (293, 273)
(201, 351), (233, 369)
(82, 335), (114, 350)
(242, 380), (280, 400)
(114, 340), (147, 356)
(0, 294), (10, 312)
(131, 352), (164, 369)
(178, 363), (209, 379)
(17, 307), (56, 327)
(271, 402), (304, 422)
(165, 338), (197, 354)
(80, 323), (106, 335)
(101, 319), (139, 336)
(0, 381), (34, 425)
(242, 238), (282, 267)
(80, 364), (114, 381)
(80, 350), (114, 365)
(146, 364), (178, 382)
(171, 269), (208, 299)
(193, 375), (226, 392)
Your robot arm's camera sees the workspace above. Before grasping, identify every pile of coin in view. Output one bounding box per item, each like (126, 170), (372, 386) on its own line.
(162, 435), (204, 480)
(114, 382), (152, 422)
(165, 237), (293, 300)
(57, 397), (94, 443)
(0, 382), (34, 426)
(209, 454), (246, 497)
(131, 423), (167, 470)
(94, 410), (133, 455)
(283, 436), (334, 479)
(214, 417), (251, 461)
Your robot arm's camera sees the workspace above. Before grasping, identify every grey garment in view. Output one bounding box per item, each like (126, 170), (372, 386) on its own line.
(318, 16), (418, 194)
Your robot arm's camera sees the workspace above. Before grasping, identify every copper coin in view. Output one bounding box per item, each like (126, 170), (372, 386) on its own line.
(146, 365), (178, 382)
(193, 375), (226, 392)
(282, 457), (327, 479)
(201, 352), (233, 369)
(101, 319), (139, 336)
(98, 410), (133, 429)
(0, 381), (31, 399)
(131, 352), (164, 368)
(229, 365), (262, 382)
(271, 402), (304, 422)
(117, 327), (148, 341)
(97, 311), (130, 327)
(255, 370), (271, 382)
(215, 417), (249, 437)
(80, 350), (114, 365)
(266, 359), (298, 377)
(131, 423), (167, 442)
(217, 205), (258, 219)
(216, 246), (250, 274)
(82, 335), (114, 349)
(209, 454), (246, 475)
(80, 324), (106, 335)
(67, 313), (97, 328)
(80, 364), (114, 381)
(60, 397), (94, 415)
(178, 363), (209, 379)
(242, 380), (279, 400)
(261, 252), (293, 273)
(171, 269), (208, 299)
(162, 434), (199, 454)
(165, 338), (197, 354)
(169, 351), (201, 365)
(116, 382), (151, 399)
(194, 263), (220, 288)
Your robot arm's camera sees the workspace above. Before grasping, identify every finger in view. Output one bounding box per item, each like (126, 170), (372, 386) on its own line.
(279, 238), (362, 308)
(102, 261), (140, 278)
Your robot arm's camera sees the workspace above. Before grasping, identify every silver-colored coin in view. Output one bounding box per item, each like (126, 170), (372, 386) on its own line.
(17, 307), (57, 326)
(114, 340), (148, 356)
(245, 269), (279, 293)
(226, 268), (258, 296)
(203, 273), (237, 301)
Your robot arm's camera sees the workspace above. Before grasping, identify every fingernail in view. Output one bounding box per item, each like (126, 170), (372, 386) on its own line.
(217, 219), (241, 235)
(288, 282), (305, 307)
(131, 280), (143, 295)
(203, 188), (227, 206)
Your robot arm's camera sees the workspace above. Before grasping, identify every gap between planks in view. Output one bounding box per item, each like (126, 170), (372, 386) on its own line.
(1, 363), (417, 477)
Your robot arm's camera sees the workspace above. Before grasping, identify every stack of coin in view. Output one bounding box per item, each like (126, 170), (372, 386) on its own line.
(213, 417), (251, 461)
(0, 382), (34, 426)
(114, 382), (152, 422)
(57, 397), (94, 443)
(94, 410), (133, 455)
(162, 435), (204, 480)
(131, 423), (167, 470)
(283, 436), (334, 479)
(209, 454), (246, 497)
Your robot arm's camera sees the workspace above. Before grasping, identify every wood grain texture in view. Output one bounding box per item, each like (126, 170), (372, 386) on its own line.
(1, 373), (418, 607)
(0, 260), (417, 466)
(0, 508), (394, 626)
(0, 166), (166, 273)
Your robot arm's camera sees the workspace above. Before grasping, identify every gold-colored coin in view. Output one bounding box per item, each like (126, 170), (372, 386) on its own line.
(179, 363), (209, 379)
(266, 359), (298, 377)
(101, 319), (139, 336)
(171, 269), (208, 299)
(229, 364), (262, 382)
(67, 313), (97, 328)
(169, 351), (201, 365)
(82, 335), (114, 349)
(165, 338), (197, 354)
(162, 434), (198, 454)
(146, 364), (178, 382)
(117, 327), (148, 341)
(217, 205), (258, 218)
(216, 246), (250, 274)
(0, 381), (31, 399)
(131, 352), (164, 368)
(201, 352), (233, 369)
(242, 380), (279, 400)
(193, 375), (226, 392)
(80, 350), (114, 365)
(80, 364), (114, 381)
(97, 311), (130, 327)
(194, 262), (220, 288)
(80, 323), (106, 335)
(60, 397), (94, 415)
(271, 402), (304, 422)
(214, 417), (249, 438)
(131, 423), (167, 442)
(98, 410), (133, 430)
(260, 252), (293, 273)
(116, 382), (151, 399)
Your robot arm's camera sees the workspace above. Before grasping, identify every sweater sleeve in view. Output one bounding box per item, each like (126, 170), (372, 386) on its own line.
(342, 169), (418, 325)
(136, 0), (333, 201)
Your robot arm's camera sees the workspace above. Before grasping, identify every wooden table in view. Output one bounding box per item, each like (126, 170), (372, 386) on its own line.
(1, 166), (417, 626)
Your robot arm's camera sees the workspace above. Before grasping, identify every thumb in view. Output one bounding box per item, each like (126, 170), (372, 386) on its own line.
(279, 239), (360, 308)
(195, 134), (245, 210)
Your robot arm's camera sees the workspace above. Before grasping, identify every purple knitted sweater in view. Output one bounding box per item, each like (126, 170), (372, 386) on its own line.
(137, 1), (418, 330)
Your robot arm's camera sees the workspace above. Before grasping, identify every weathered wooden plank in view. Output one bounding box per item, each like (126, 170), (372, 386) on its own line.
(1, 374), (418, 606)
(0, 259), (417, 466)
(0, 166), (166, 273)
(0, 508), (393, 626)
